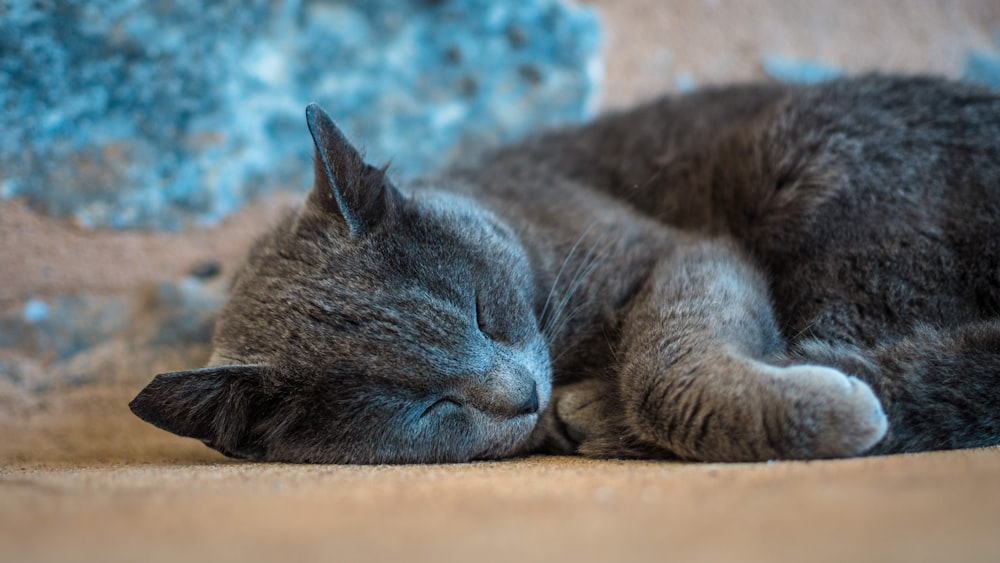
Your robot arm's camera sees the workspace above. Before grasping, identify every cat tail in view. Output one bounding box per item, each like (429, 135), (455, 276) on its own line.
(788, 320), (1000, 454)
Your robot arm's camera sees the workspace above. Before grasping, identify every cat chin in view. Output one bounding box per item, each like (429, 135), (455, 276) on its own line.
(467, 413), (543, 461)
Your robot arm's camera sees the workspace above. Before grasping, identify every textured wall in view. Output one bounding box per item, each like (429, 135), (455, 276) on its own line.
(1, 0), (601, 229)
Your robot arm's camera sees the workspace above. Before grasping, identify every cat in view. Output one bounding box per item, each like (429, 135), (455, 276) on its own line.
(130, 74), (1000, 464)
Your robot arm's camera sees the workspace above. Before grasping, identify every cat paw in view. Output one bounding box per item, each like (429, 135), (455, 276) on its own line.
(528, 379), (609, 454)
(541, 379), (668, 459)
(554, 379), (609, 445)
(770, 364), (888, 459)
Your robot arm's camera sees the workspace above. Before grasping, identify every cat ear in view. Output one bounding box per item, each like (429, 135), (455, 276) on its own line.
(129, 365), (273, 460)
(305, 103), (398, 237)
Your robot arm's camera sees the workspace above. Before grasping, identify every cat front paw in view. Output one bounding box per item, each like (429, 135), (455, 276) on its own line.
(534, 379), (643, 457)
(554, 379), (610, 445)
(772, 365), (888, 458)
(528, 380), (608, 454)
(546, 379), (666, 459)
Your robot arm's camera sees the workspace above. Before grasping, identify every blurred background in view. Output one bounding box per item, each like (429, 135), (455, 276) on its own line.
(1, 0), (999, 463)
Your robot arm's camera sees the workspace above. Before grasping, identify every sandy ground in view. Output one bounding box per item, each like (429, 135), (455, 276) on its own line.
(3, 1), (1000, 561)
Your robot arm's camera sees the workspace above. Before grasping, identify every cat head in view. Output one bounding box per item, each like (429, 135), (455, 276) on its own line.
(130, 104), (552, 463)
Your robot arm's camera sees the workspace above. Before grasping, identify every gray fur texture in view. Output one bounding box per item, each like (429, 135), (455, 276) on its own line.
(131, 75), (1000, 463)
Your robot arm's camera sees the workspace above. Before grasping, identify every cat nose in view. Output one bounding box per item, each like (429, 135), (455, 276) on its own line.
(516, 381), (539, 415)
(477, 366), (540, 417)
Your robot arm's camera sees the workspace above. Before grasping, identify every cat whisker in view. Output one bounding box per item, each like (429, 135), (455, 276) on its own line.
(603, 325), (620, 362)
(539, 221), (600, 334)
(548, 301), (599, 366)
(543, 246), (598, 344)
(786, 318), (819, 346)
(548, 289), (601, 349)
(542, 231), (614, 349)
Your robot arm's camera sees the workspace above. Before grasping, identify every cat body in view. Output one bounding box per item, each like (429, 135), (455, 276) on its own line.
(131, 75), (1000, 463)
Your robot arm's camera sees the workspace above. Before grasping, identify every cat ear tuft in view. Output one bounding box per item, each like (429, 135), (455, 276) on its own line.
(305, 103), (399, 237)
(129, 365), (272, 460)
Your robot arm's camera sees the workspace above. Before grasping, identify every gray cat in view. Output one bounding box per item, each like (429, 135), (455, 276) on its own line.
(130, 74), (1000, 464)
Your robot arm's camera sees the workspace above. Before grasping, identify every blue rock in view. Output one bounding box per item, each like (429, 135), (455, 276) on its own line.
(149, 277), (227, 347)
(673, 73), (696, 93)
(0, 275), (227, 382)
(22, 299), (50, 323)
(0, 0), (603, 230)
(6, 294), (131, 363)
(964, 51), (1000, 90)
(762, 56), (843, 85)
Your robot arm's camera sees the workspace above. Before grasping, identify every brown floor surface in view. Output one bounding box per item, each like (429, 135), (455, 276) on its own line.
(2, 382), (1000, 562)
(3, 448), (1000, 562)
(4, 1), (1000, 562)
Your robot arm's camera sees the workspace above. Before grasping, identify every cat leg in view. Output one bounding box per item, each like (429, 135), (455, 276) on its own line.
(789, 321), (1000, 454)
(612, 238), (887, 461)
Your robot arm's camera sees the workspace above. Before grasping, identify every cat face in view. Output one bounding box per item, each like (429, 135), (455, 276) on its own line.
(130, 105), (552, 463)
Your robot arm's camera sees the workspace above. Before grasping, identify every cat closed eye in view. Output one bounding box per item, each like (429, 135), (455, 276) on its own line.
(475, 293), (497, 340)
(422, 397), (463, 418)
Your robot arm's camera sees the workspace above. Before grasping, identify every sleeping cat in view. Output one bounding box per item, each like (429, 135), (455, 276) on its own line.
(130, 74), (1000, 464)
